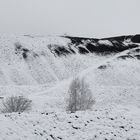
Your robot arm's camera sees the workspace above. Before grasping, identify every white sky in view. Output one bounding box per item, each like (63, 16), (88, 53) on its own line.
(0, 0), (140, 38)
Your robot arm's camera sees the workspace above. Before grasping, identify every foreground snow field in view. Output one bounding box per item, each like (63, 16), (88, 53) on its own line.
(0, 105), (140, 140)
(0, 34), (140, 140)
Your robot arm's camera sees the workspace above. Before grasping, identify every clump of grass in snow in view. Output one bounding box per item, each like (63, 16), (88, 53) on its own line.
(1, 96), (32, 113)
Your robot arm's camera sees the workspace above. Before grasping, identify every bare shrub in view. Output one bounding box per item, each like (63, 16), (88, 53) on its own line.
(1, 96), (32, 113)
(66, 77), (95, 113)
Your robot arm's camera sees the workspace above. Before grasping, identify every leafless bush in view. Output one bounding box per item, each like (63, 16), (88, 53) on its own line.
(1, 96), (32, 113)
(66, 77), (95, 113)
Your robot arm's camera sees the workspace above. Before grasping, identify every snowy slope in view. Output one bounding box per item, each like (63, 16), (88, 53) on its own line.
(0, 106), (140, 140)
(0, 34), (139, 86)
(30, 46), (140, 110)
(0, 34), (140, 140)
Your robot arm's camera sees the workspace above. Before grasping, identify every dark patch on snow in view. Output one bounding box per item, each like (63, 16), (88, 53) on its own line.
(69, 47), (76, 54)
(119, 126), (125, 129)
(98, 65), (108, 70)
(57, 47), (71, 56)
(48, 44), (72, 57)
(15, 42), (30, 59)
(78, 47), (89, 54)
(86, 43), (96, 53)
(134, 55), (140, 60)
(64, 36), (98, 46)
(117, 55), (134, 60)
(133, 48), (140, 53)
(50, 134), (55, 139)
(72, 125), (80, 130)
(57, 136), (62, 140)
(54, 49), (61, 56)
(127, 48), (140, 56)
(59, 35), (140, 56)
(75, 115), (79, 118)
(22, 52), (28, 59)
(22, 48), (30, 59)
(131, 34), (140, 43)
(15, 42), (39, 60)
(22, 49), (30, 59)
(22, 48), (30, 53)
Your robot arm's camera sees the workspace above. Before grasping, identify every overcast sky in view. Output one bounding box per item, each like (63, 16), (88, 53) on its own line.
(0, 0), (140, 38)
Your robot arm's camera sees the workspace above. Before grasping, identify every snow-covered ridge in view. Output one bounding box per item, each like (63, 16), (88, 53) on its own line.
(0, 34), (139, 86)
(64, 34), (140, 55)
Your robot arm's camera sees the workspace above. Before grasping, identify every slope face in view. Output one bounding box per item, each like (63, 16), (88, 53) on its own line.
(0, 35), (140, 140)
(0, 34), (139, 86)
(85, 46), (140, 87)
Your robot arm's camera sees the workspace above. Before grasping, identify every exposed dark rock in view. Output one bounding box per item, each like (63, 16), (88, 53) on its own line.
(131, 34), (140, 43)
(22, 52), (28, 59)
(57, 35), (140, 56)
(57, 47), (71, 56)
(78, 47), (89, 54)
(22, 48), (30, 53)
(72, 125), (80, 129)
(64, 36), (98, 45)
(98, 65), (107, 70)
(50, 134), (55, 139)
(14, 42), (40, 60)
(54, 49), (61, 56)
(86, 43), (96, 53)
(119, 126), (125, 129)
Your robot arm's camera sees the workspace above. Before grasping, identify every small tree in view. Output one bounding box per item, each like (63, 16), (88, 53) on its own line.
(1, 96), (32, 113)
(66, 77), (95, 113)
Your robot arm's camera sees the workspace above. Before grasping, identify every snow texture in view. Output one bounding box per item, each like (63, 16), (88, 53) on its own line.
(0, 34), (140, 140)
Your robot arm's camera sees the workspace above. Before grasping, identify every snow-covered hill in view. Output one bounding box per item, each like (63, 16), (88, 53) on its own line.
(0, 34), (140, 140)
(0, 34), (139, 86)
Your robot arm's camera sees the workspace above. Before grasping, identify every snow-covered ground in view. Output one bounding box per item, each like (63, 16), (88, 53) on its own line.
(0, 105), (140, 140)
(0, 34), (140, 140)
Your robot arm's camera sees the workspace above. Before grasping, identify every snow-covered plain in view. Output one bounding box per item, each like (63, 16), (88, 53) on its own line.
(0, 34), (140, 140)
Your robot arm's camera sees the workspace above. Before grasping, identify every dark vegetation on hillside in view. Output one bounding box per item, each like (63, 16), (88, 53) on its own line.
(15, 42), (30, 59)
(117, 47), (140, 60)
(54, 35), (140, 56)
(14, 35), (140, 59)
(15, 42), (39, 60)
(131, 34), (140, 43)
